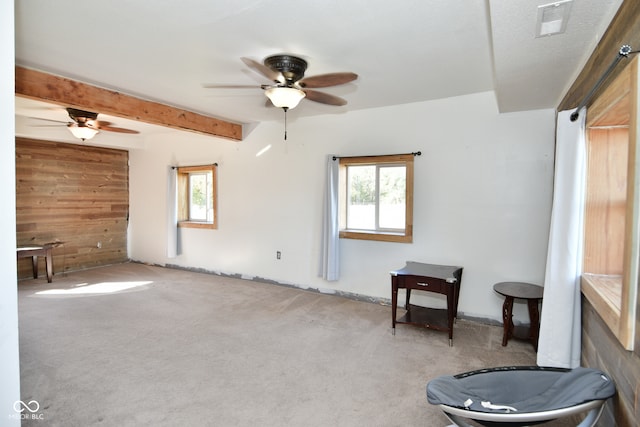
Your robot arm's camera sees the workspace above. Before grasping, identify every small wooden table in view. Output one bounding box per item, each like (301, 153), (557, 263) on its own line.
(390, 261), (463, 346)
(17, 244), (55, 283)
(493, 281), (543, 351)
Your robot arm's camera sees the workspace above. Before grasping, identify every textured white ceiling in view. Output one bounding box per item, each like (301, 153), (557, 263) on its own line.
(489, 0), (622, 112)
(14, 0), (623, 131)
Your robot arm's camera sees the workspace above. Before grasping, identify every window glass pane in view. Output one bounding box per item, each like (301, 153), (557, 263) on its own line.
(206, 171), (213, 222)
(177, 165), (216, 228)
(347, 165), (376, 229)
(189, 172), (209, 221)
(338, 154), (413, 242)
(379, 166), (406, 229)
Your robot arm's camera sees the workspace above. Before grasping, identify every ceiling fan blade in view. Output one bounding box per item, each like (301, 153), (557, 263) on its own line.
(298, 72), (358, 88)
(241, 57), (283, 83)
(99, 125), (140, 134)
(203, 84), (263, 89)
(28, 117), (68, 125)
(303, 89), (348, 106)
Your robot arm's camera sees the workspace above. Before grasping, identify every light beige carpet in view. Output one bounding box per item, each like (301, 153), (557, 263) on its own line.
(17, 262), (576, 426)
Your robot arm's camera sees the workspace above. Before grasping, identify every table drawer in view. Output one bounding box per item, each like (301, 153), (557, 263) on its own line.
(402, 276), (448, 293)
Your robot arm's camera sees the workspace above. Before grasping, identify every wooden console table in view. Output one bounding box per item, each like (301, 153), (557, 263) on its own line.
(17, 244), (56, 283)
(390, 261), (463, 346)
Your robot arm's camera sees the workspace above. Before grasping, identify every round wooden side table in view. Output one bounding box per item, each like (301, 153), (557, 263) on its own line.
(493, 282), (544, 351)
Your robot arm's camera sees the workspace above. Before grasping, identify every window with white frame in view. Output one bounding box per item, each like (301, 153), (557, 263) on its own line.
(338, 154), (414, 243)
(177, 164), (217, 229)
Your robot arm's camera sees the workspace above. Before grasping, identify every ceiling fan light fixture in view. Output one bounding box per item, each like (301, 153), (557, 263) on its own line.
(265, 87), (306, 109)
(67, 124), (99, 141)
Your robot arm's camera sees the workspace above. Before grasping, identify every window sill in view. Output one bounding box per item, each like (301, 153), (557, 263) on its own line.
(339, 229), (412, 243)
(178, 221), (216, 230)
(581, 273), (624, 346)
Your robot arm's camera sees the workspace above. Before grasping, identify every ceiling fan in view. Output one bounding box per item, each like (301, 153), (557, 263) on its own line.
(30, 108), (140, 141)
(204, 54), (358, 110)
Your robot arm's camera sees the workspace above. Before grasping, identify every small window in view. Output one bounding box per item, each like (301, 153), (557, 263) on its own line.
(177, 165), (217, 229)
(339, 154), (414, 243)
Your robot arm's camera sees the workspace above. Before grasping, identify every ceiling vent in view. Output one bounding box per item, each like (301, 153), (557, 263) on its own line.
(536, 0), (573, 37)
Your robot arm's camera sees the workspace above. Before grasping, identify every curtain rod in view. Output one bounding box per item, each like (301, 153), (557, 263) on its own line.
(570, 45), (638, 122)
(171, 163), (218, 169)
(332, 152), (421, 161)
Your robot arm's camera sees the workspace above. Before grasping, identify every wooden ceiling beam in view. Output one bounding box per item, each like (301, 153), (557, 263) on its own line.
(15, 66), (243, 141)
(558, 0), (640, 112)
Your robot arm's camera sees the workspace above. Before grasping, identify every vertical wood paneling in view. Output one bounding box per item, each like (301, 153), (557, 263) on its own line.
(584, 127), (628, 275)
(15, 137), (129, 279)
(583, 299), (640, 427)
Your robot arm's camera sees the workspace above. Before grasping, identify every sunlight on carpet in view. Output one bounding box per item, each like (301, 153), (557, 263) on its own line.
(35, 281), (152, 296)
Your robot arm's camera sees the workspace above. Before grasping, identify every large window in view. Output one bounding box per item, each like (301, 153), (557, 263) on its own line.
(582, 56), (639, 350)
(338, 154), (414, 243)
(177, 164), (217, 229)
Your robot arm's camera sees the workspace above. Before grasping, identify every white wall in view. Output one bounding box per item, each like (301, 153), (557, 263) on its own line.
(2, 0), (21, 424)
(129, 91), (556, 324)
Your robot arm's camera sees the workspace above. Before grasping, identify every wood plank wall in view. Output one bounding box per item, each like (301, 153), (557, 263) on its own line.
(583, 299), (640, 427)
(16, 137), (129, 280)
(583, 127), (628, 275)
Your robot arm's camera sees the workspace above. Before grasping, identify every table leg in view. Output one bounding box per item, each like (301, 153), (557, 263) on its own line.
(528, 298), (541, 351)
(31, 256), (38, 279)
(453, 282), (460, 324)
(45, 249), (53, 283)
(391, 277), (398, 335)
(447, 287), (455, 347)
(501, 296), (514, 346)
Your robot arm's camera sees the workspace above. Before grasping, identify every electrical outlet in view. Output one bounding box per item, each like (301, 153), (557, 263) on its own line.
(276, 251), (281, 260)
(97, 241), (102, 249)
